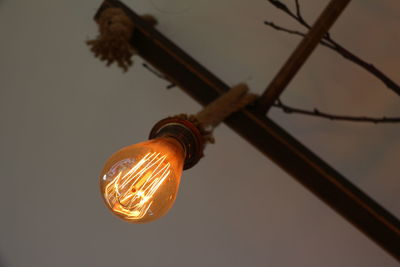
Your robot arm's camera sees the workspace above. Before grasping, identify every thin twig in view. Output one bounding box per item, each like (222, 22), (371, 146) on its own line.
(273, 99), (400, 123)
(294, 0), (309, 27)
(265, 0), (400, 97)
(142, 63), (176, 89)
(264, 21), (336, 49)
(294, 0), (301, 18)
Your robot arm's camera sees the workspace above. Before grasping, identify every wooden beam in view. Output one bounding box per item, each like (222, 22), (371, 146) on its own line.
(93, 0), (400, 260)
(258, 0), (351, 113)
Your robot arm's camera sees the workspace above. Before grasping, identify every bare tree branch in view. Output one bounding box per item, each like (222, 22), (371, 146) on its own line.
(294, 0), (301, 18)
(273, 99), (400, 123)
(294, 0), (310, 28)
(264, 21), (336, 49)
(265, 0), (400, 97)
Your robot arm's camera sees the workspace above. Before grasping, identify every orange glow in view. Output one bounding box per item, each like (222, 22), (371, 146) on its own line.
(100, 138), (185, 223)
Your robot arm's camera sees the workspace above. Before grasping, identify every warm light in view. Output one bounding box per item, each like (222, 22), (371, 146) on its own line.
(100, 137), (185, 223)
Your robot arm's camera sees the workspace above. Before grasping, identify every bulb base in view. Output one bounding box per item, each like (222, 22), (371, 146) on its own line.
(149, 117), (205, 170)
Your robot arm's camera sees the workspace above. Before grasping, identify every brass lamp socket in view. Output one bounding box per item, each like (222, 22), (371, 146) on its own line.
(149, 117), (205, 170)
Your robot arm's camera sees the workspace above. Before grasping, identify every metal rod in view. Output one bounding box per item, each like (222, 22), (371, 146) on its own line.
(258, 0), (351, 113)
(93, 0), (400, 260)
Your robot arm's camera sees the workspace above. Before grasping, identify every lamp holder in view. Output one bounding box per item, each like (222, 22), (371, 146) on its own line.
(149, 117), (205, 170)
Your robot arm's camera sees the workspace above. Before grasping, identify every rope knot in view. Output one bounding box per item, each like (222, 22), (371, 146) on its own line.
(87, 8), (136, 71)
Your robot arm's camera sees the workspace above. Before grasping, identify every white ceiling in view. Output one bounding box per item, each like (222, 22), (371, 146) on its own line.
(0, 0), (399, 266)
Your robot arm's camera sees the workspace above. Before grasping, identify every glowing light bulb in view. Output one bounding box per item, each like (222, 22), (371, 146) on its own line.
(99, 117), (204, 223)
(99, 137), (185, 223)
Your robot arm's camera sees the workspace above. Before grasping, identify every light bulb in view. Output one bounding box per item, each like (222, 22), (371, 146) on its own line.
(99, 117), (205, 223)
(100, 137), (185, 223)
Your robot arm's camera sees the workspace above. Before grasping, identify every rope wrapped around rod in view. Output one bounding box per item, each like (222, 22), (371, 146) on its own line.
(171, 84), (258, 144)
(196, 83), (257, 129)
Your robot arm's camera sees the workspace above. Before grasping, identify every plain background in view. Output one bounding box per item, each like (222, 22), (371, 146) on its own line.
(0, 0), (399, 266)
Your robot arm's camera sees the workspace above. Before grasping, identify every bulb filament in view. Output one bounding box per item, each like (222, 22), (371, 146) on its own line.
(104, 152), (171, 220)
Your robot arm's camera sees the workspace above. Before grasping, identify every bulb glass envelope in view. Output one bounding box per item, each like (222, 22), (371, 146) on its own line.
(100, 137), (185, 223)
